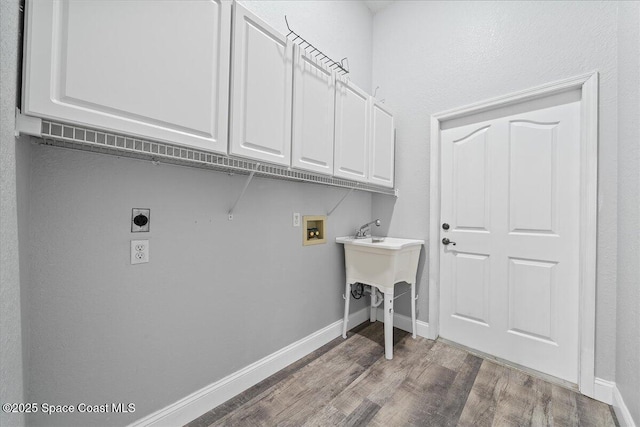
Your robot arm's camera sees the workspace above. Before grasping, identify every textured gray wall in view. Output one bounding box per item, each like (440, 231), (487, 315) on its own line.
(371, 1), (620, 380)
(616, 2), (640, 423)
(25, 147), (372, 426)
(0, 0), (26, 426)
(19, 1), (376, 426)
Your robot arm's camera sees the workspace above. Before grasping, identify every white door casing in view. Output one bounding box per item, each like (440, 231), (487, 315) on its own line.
(429, 72), (599, 396)
(439, 102), (581, 383)
(229, 2), (293, 166)
(291, 44), (335, 175)
(23, 0), (231, 153)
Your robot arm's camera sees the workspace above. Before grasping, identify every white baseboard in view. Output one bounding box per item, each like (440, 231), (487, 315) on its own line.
(613, 384), (637, 427)
(374, 309), (430, 338)
(127, 308), (370, 427)
(593, 378), (636, 426)
(594, 377), (614, 405)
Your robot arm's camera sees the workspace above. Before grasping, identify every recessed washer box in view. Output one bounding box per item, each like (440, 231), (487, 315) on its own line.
(131, 208), (150, 232)
(303, 215), (326, 246)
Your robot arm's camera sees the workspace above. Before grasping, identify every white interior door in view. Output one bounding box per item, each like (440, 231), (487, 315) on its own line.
(439, 101), (581, 383)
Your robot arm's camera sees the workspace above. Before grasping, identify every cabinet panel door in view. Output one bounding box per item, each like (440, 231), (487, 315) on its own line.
(23, 0), (231, 153)
(291, 45), (335, 175)
(334, 79), (369, 182)
(230, 3), (292, 166)
(369, 100), (395, 188)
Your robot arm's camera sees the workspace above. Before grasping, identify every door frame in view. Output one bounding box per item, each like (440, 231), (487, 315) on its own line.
(428, 72), (599, 397)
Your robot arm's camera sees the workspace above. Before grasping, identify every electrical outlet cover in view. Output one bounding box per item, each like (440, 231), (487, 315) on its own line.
(131, 239), (149, 264)
(132, 208), (150, 232)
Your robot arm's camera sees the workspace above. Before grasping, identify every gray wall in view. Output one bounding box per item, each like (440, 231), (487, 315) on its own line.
(17, 1), (376, 426)
(616, 2), (640, 423)
(0, 1), (26, 426)
(371, 1), (619, 380)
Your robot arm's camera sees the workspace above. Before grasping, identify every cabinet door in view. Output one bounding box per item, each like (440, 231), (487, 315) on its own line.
(334, 79), (369, 182)
(291, 45), (335, 175)
(229, 3), (293, 166)
(369, 100), (395, 188)
(22, 0), (231, 153)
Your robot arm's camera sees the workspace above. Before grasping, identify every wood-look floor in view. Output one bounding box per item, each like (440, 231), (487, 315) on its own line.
(186, 322), (617, 427)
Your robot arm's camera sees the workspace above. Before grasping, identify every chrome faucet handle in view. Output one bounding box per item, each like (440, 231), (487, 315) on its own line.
(355, 219), (381, 239)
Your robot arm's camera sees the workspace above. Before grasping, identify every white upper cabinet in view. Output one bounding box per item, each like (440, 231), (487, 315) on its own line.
(369, 100), (395, 188)
(229, 3), (293, 166)
(334, 79), (370, 182)
(291, 45), (336, 175)
(22, 0), (231, 153)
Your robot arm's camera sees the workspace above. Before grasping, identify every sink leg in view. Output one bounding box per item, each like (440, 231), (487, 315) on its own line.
(384, 291), (394, 360)
(411, 281), (417, 339)
(342, 282), (351, 339)
(370, 288), (377, 323)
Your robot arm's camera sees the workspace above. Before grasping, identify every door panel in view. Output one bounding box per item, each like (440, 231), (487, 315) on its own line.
(230, 3), (292, 165)
(453, 127), (490, 230)
(452, 252), (490, 326)
(508, 258), (557, 343)
(439, 101), (580, 383)
(509, 121), (558, 233)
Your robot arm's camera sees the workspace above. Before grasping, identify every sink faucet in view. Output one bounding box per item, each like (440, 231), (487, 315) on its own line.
(355, 219), (381, 239)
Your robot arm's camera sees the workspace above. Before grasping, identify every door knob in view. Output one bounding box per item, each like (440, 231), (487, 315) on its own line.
(442, 238), (456, 246)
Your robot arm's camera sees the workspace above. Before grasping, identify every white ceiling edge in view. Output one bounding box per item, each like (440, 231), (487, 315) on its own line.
(363, 0), (395, 14)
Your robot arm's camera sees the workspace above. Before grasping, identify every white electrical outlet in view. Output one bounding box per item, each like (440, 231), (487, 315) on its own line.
(293, 212), (300, 227)
(131, 240), (149, 264)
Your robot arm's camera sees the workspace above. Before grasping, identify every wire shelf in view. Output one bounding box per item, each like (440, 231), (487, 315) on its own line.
(284, 16), (349, 76)
(37, 120), (397, 196)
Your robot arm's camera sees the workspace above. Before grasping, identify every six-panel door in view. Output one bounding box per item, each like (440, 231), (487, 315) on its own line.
(229, 3), (293, 167)
(23, 0), (231, 153)
(291, 45), (336, 175)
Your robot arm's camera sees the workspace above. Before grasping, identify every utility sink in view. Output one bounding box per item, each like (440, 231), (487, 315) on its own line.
(336, 235), (424, 360)
(335, 236), (424, 294)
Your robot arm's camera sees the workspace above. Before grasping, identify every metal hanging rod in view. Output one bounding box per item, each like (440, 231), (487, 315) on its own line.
(284, 16), (349, 76)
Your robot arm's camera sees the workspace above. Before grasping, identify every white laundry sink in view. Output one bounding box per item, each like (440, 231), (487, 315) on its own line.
(336, 235), (424, 360)
(335, 236), (424, 294)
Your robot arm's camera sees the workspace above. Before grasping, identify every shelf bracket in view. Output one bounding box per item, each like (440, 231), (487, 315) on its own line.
(327, 187), (355, 216)
(228, 163), (260, 220)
